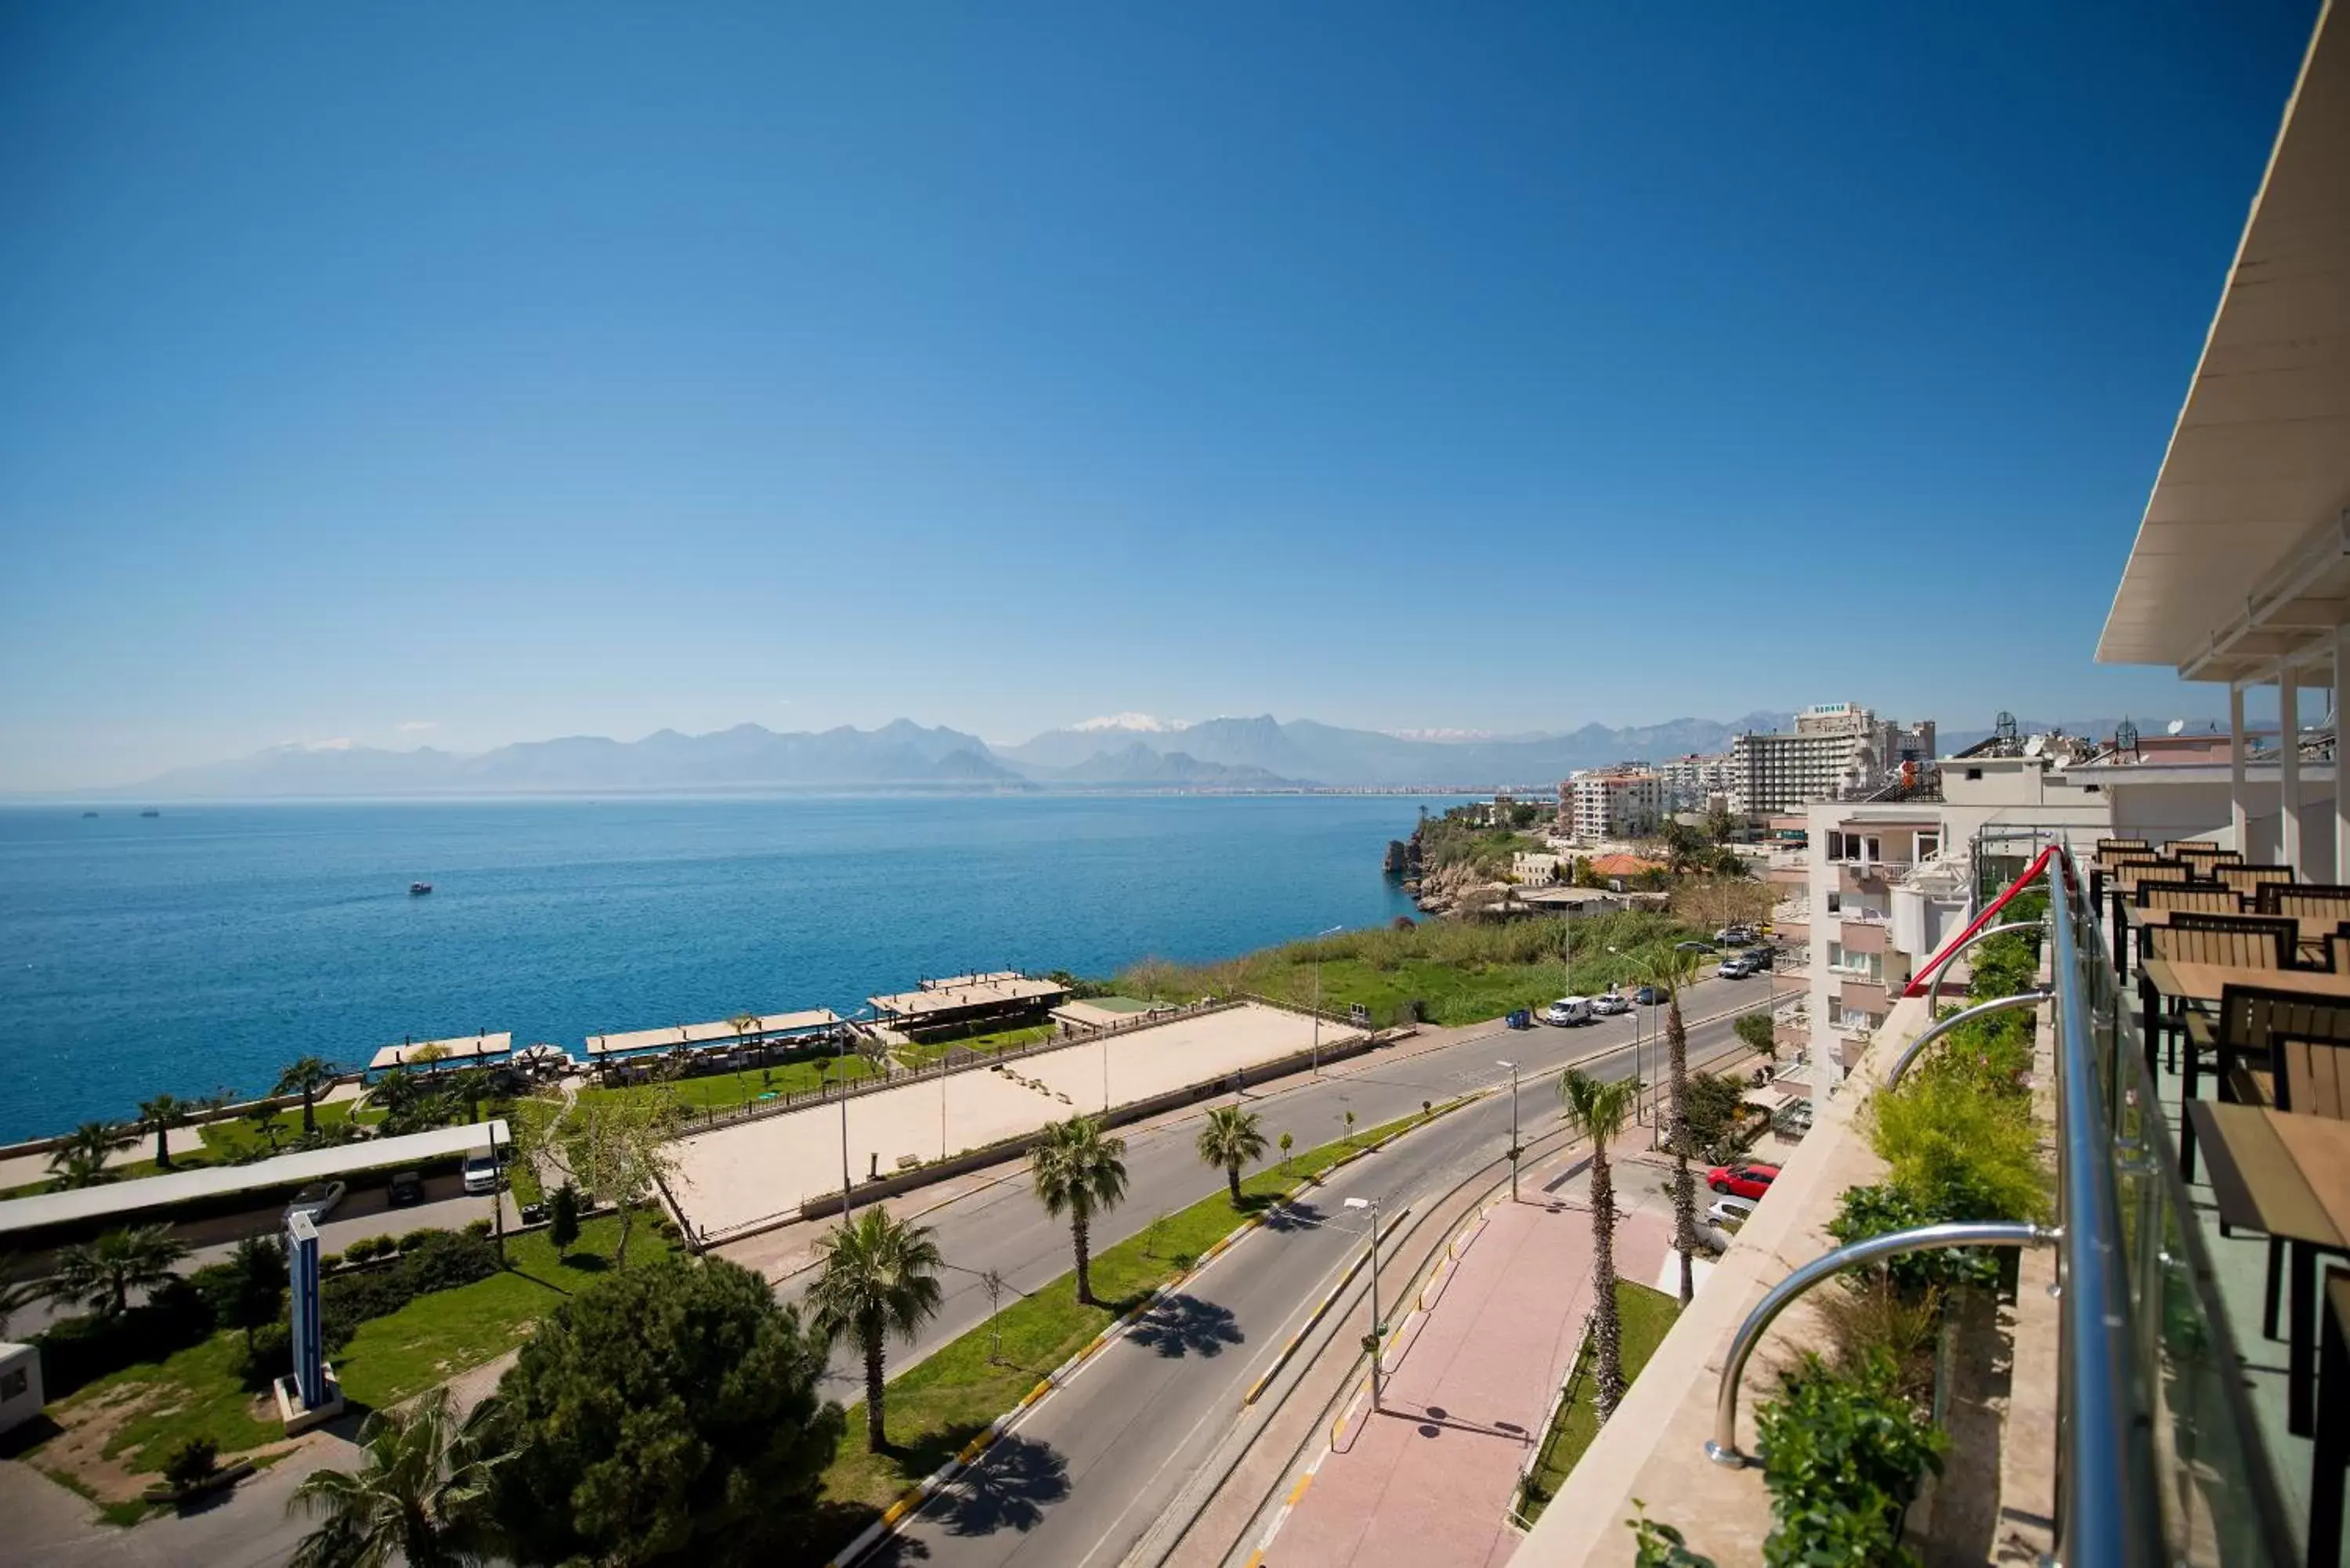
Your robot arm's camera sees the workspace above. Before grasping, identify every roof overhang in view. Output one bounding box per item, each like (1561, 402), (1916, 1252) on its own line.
(2097, 3), (2350, 686)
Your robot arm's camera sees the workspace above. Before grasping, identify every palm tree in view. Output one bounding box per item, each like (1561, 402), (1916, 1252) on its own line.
(1557, 1068), (1641, 1421)
(274, 1057), (341, 1137)
(1195, 1106), (1268, 1205)
(286, 1387), (504, 1568)
(136, 1093), (197, 1169)
(0, 1254), (49, 1337)
(52, 1224), (189, 1317)
(46, 1121), (124, 1188)
(1645, 945), (1706, 1307)
(446, 1068), (493, 1125)
(806, 1209), (945, 1453)
(1031, 1116), (1129, 1306)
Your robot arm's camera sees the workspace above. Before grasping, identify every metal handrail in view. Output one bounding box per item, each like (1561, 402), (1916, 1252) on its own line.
(1906, 916), (2045, 1002)
(1880, 991), (2052, 1086)
(2044, 851), (2162, 1568)
(1705, 1219), (2054, 1469)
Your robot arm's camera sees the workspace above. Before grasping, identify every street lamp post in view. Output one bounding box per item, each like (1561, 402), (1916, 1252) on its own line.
(1309, 923), (1343, 1075)
(1497, 1060), (1520, 1201)
(1344, 1194), (1385, 1409)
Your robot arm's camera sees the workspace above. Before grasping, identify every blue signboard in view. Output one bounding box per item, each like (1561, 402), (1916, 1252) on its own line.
(287, 1212), (325, 1408)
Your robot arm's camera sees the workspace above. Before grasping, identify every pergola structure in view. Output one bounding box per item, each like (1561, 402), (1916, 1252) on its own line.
(2097, 4), (2350, 877)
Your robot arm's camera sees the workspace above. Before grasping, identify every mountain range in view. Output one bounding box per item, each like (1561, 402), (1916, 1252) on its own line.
(87, 710), (1812, 798)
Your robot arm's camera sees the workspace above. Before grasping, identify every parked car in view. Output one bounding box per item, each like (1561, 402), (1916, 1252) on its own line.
(1542, 996), (1595, 1027)
(461, 1151), (501, 1195)
(285, 1180), (346, 1225)
(1674, 939), (1714, 953)
(1741, 947), (1777, 971)
(1706, 1194), (1759, 1228)
(1631, 985), (1666, 1006)
(387, 1169), (424, 1208)
(1716, 956), (1755, 979)
(1716, 925), (1758, 945)
(1589, 990), (1631, 1016)
(1708, 1162), (1781, 1199)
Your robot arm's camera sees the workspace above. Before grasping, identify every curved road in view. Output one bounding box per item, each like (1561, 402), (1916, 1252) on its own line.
(811, 977), (1782, 1568)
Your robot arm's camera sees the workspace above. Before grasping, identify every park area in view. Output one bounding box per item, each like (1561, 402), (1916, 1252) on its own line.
(666, 1002), (1361, 1240)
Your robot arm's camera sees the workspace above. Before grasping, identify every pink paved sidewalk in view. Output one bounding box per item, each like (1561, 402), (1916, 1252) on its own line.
(1269, 1198), (1672, 1568)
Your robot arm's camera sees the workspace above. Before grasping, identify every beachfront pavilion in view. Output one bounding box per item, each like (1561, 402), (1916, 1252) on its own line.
(367, 1031), (512, 1075)
(868, 974), (1070, 1035)
(583, 1008), (843, 1065)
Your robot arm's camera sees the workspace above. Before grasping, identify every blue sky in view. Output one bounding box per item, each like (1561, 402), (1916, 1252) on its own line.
(0, 2), (2322, 789)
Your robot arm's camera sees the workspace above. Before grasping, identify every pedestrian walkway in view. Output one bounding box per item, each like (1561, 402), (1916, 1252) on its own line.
(1267, 1192), (1671, 1568)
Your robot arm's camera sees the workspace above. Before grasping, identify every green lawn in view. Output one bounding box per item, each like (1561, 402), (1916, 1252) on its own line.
(578, 1054), (885, 1118)
(896, 1023), (1056, 1067)
(197, 1097), (357, 1159)
(334, 1213), (674, 1408)
(1520, 1280), (1682, 1522)
(815, 1097), (1472, 1525)
(38, 1329), (282, 1490)
(1125, 911), (1700, 1029)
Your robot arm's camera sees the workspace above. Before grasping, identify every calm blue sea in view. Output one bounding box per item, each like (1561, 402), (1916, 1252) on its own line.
(0, 795), (1436, 1141)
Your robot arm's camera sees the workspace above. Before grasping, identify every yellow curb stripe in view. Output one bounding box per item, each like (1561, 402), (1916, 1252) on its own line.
(1286, 1472), (1314, 1507)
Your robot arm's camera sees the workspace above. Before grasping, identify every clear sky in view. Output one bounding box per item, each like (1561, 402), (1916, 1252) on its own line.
(0, 2), (2323, 789)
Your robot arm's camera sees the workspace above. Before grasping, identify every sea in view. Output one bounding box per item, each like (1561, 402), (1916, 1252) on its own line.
(0, 794), (1441, 1143)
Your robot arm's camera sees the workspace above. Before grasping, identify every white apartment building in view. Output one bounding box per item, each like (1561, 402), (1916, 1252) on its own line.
(1567, 768), (1662, 841)
(1657, 751), (1735, 811)
(1730, 703), (1937, 813)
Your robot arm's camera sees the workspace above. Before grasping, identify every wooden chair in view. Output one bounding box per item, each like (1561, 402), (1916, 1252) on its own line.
(2145, 914), (2298, 971)
(2136, 884), (2246, 916)
(2216, 863), (2296, 898)
(2247, 1028), (2350, 1364)
(2178, 846), (2243, 867)
(2265, 886), (2350, 923)
(2164, 839), (2222, 855)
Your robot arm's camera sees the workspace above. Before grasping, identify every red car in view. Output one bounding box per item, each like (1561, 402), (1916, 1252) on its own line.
(1707, 1162), (1780, 1199)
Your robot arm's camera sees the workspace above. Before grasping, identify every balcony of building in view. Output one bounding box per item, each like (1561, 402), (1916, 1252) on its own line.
(1835, 858), (1911, 894)
(1838, 912), (1889, 954)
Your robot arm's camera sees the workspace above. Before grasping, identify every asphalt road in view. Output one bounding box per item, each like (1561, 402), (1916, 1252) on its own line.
(849, 981), (1773, 1568)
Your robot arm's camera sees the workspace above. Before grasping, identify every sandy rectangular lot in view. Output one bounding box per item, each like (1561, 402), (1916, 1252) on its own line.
(667, 1003), (1357, 1237)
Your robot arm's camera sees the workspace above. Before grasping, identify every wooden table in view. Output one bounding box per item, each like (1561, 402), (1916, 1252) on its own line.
(2187, 1100), (2350, 1435)
(2136, 960), (2350, 1070)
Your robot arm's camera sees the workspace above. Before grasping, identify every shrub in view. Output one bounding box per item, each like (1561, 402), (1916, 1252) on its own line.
(34, 1278), (215, 1398)
(464, 1217), (494, 1240)
(243, 1320), (292, 1389)
(1757, 1349), (1943, 1568)
(341, 1235), (390, 1263)
(1868, 1071), (2048, 1226)
(1734, 1010), (1777, 1058)
(162, 1436), (219, 1491)
(1828, 1183), (2000, 1295)
(398, 1227), (444, 1252)
(399, 1228), (502, 1292)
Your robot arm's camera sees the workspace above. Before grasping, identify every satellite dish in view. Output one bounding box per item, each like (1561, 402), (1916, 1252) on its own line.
(2023, 735), (2045, 757)
(2052, 755), (2071, 771)
(2166, 718), (2186, 735)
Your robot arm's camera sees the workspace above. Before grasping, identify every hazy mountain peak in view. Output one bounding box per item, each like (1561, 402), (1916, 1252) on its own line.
(1069, 712), (1189, 732)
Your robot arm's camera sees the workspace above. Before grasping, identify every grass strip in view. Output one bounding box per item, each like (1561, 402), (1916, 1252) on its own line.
(813, 1094), (1477, 1526)
(578, 1054), (884, 1116)
(1520, 1279), (1680, 1523)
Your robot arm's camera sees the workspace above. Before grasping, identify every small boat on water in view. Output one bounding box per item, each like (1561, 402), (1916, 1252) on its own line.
(81, 811), (98, 818)
(410, 882), (433, 896)
(139, 809), (160, 818)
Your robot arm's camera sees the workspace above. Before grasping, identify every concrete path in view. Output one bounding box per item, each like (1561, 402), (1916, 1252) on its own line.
(1267, 1200), (1670, 1568)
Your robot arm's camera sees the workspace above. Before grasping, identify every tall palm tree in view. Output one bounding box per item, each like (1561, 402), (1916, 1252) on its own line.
(286, 1387), (504, 1568)
(806, 1209), (945, 1453)
(46, 1121), (124, 1189)
(446, 1068), (493, 1125)
(274, 1057), (341, 1137)
(52, 1224), (189, 1317)
(1645, 945), (1706, 1307)
(1031, 1116), (1129, 1306)
(136, 1093), (197, 1169)
(1557, 1068), (1641, 1422)
(1195, 1106), (1268, 1205)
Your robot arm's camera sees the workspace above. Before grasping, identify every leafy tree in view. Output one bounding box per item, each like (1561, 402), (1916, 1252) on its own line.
(1734, 1010), (1778, 1062)
(46, 1120), (125, 1188)
(541, 1093), (682, 1268)
(487, 1259), (843, 1565)
(806, 1209), (945, 1452)
(1278, 1131), (1294, 1172)
(287, 1387), (504, 1568)
(547, 1182), (581, 1260)
(1195, 1106), (1268, 1205)
(1679, 1073), (1751, 1157)
(247, 1102), (287, 1153)
(193, 1235), (286, 1353)
(52, 1223), (190, 1317)
(273, 1056), (341, 1137)
(1640, 947), (1707, 1307)
(136, 1093), (201, 1169)
(1701, 805), (1739, 844)
(164, 1436), (220, 1493)
(1030, 1116), (1128, 1306)
(1557, 1068), (1642, 1420)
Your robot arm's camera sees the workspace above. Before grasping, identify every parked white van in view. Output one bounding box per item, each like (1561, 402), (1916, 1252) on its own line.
(1542, 996), (1594, 1026)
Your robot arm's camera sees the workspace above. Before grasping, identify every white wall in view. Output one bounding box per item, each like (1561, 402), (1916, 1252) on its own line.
(0, 1342), (42, 1436)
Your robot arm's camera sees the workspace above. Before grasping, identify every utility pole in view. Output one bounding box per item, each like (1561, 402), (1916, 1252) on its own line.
(1308, 924), (1341, 1072)
(1498, 1060), (1520, 1201)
